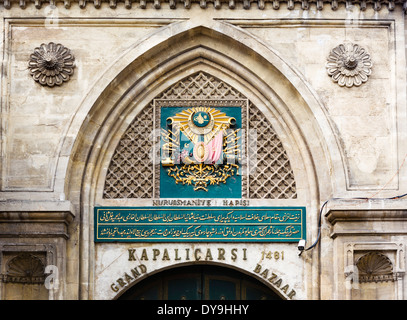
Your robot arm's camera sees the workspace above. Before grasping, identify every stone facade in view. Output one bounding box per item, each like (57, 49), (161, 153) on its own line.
(0, 0), (406, 300)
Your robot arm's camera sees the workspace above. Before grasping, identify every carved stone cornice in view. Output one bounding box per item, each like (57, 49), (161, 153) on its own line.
(326, 210), (407, 239)
(324, 198), (407, 238)
(0, 0), (406, 11)
(0, 200), (75, 239)
(326, 209), (407, 225)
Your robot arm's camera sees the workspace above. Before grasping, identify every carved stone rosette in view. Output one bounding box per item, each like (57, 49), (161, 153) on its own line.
(28, 42), (75, 87)
(326, 43), (372, 87)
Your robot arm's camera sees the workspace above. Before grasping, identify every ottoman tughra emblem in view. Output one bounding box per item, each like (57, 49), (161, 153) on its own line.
(28, 42), (75, 87)
(161, 106), (241, 192)
(326, 43), (372, 87)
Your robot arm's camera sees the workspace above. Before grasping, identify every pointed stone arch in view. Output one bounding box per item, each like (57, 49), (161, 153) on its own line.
(63, 20), (342, 299)
(115, 263), (287, 300)
(103, 71), (297, 200)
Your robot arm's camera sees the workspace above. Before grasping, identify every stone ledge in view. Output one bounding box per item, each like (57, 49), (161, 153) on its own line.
(0, 201), (75, 239)
(326, 209), (407, 225)
(0, 200), (75, 214)
(324, 198), (407, 238)
(325, 198), (407, 225)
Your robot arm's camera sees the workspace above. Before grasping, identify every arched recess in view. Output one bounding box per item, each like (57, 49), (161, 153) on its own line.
(102, 70), (298, 201)
(115, 263), (286, 300)
(64, 20), (344, 300)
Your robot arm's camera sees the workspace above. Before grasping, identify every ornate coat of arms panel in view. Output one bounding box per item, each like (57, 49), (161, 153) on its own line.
(159, 102), (243, 198)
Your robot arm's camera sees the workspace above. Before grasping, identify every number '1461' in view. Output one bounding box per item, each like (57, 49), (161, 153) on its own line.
(261, 251), (284, 261)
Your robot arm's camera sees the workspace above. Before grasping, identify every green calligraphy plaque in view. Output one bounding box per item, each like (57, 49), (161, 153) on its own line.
(94, 207), (306, 242)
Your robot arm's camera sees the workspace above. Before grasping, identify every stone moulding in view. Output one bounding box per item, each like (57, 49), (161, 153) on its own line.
(1, 0), (406, 10)
(28, 42), (75, 87)
(0, 200), (75, 239)
(326, 42), (372, 88)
